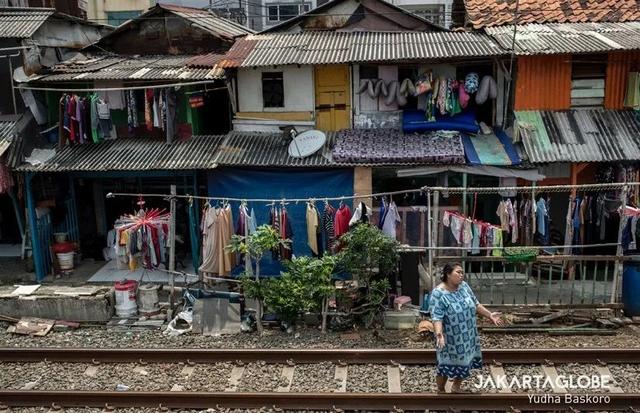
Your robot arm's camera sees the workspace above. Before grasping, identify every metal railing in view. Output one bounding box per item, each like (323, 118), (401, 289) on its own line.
(433, 255), (625, 306)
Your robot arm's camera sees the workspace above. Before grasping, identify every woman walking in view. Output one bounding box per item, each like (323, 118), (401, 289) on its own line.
(429, 263), (503, 393)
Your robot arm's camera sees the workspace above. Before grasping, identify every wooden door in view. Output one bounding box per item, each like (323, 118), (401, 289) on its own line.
(315, 65), (351, 131)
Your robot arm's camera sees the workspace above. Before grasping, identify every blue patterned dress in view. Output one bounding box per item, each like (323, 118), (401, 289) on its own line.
(429, 281), (482, 379)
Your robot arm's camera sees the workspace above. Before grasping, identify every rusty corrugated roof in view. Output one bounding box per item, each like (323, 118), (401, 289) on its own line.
(16, 135), (224, 172)
(35, 54), (225, 81)
(0, 7), (53, 38)
(486, 22), (640, 55)
(465, 0), (640, 29)
(226, 31), (504, 67)
(515, 109), (640, 163)
(160, 4), (254, 39)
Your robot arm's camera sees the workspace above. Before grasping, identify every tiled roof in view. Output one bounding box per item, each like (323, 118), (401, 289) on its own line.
(225, 31), (505, 67)
(35, 54), (225, 81)
(465, 0), (640, 29)
(16, 135), (224, 172)
(486, 22), (640, 54)
(515, 109), (640, 163)
(0, 7), (53, 38)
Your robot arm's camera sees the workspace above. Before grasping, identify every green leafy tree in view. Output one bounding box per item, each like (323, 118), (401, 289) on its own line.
(337, 224), (400, 328)
(228, 225), (285, 335)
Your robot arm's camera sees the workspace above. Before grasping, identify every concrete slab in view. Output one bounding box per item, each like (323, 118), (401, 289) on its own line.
(0, 285), (113, 322)
(88, 260), (195, 284)
(0, 244), (21, 257)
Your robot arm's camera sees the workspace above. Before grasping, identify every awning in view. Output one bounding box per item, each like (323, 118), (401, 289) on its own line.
(16, 135), (223, 172)
(396, 165), (546, 181)
(461, 129), (521, 166)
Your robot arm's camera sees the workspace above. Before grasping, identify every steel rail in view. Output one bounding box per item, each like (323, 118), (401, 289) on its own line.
(0, 391), (637, 410)
(1, 348), (639, 364)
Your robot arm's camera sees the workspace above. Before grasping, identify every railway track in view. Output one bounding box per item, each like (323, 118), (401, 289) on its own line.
(0, 348), (638, 411)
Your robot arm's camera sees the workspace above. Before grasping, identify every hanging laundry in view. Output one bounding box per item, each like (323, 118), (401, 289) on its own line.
(127, 90), (138, 133)
(89, 93), (99, 143)
(349, 201), (372, 227)
(200, 204), (235, 278)
(496, 200), (509, 232)
(381, 200), (401, 240)
(189, 92), (205, 108)
(145, 89), (154, 131)
(0, 156), (14, 194)
(322, 202), (336, 252)
(334, 204), (351, 239)
(96, 99), (112, 140)
(153, 91), (161, 129)
(306, 202), (320, 256)
(114, 208), (170, 270)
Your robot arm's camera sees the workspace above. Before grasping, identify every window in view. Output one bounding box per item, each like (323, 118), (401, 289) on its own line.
(571, 54), (607, 108)
(409, 4), (445, 26)
(262, 72), (284, 108)
(106, 10), (142, 26)
(266, 3), (311, 23)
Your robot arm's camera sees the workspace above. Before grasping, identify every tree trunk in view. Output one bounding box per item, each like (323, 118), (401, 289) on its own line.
(255, 260), (263, 335)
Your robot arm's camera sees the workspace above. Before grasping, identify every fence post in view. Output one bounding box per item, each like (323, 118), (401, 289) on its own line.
(611, 185), (628, 303)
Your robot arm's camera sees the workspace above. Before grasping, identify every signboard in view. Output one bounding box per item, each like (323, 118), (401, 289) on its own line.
(288, 130), (326, 158)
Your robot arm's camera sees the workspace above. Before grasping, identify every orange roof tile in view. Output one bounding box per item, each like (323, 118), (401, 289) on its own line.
(465, 0), (640, 28)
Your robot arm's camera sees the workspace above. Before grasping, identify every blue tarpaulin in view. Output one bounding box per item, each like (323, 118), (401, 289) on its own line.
(207, 168), (354, 276)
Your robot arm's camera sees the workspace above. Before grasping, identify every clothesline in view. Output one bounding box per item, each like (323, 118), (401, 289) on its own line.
(106, 182), (640, 204)
(423, 243), (620, 251)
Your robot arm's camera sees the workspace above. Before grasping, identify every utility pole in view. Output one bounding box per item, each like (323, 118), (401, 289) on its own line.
(169, 185), (177, 311)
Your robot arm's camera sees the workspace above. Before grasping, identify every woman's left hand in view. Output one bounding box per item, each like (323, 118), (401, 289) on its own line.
(489, 312), (504, 326)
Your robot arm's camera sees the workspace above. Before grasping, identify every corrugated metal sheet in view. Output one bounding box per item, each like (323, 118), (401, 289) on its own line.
(486, 23), (640, 55)
(515, 109), (640, 163)
(0, 119), (16, 158)
(0, 7), (53, 38)
(36, 55), (225, 81)
(17, 135), (224, 172)
(228, 31), (505, 67)
(514, 55), (571, 110)
(605, 50), (640, 109)
(214, 131), (346, 167)
(161, 4), (254, 39)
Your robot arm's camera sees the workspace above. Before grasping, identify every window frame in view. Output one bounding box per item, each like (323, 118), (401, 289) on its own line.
(265, 3), (311, 23)
(262, 71), (285, 108)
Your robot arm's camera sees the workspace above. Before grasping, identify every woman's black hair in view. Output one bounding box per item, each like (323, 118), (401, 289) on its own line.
(441, 262), (462, 282)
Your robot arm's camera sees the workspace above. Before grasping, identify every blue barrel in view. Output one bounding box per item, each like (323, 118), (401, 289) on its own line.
(622, 258), (640, 316)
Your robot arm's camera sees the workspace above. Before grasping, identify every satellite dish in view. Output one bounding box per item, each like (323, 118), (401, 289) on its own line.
(288, 130), (326, 158)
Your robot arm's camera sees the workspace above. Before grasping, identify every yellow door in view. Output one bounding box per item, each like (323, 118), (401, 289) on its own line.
(315, 65), (351, 131)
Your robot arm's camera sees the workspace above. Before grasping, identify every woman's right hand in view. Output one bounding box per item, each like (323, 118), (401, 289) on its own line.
(436, 333), (445, 349)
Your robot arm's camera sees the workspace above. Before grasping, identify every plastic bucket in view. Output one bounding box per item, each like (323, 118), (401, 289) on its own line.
(53, 232), (67, 243)
(622, 258), (640, 316)
(137, 283), (160, 313)
(114, 280), (138, 318)
(56, 252), (74, 270)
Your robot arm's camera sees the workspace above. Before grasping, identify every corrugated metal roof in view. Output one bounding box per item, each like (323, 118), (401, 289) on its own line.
(0, 119), (16, 158)
(160, 4), (254, 39)
(214, 131), (347, 167)
(515, 109), (640, 163)
(0, 7), (53, 38)
(36, 55), (225, 81)
(486, 22), (640, 55)
(17, 135), (224, 172)
(228, 31), (505, 67)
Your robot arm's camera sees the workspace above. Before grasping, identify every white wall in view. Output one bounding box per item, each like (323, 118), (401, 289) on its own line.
(390, 0), (453, 28)
(237, 65), (315, 112)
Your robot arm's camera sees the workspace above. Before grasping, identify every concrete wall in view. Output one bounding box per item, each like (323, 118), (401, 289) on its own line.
(0, 291), (114, 322)
(237, 66), (315, 113)
(354, 166), (372, 207)
(87, 0), (154, 23)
